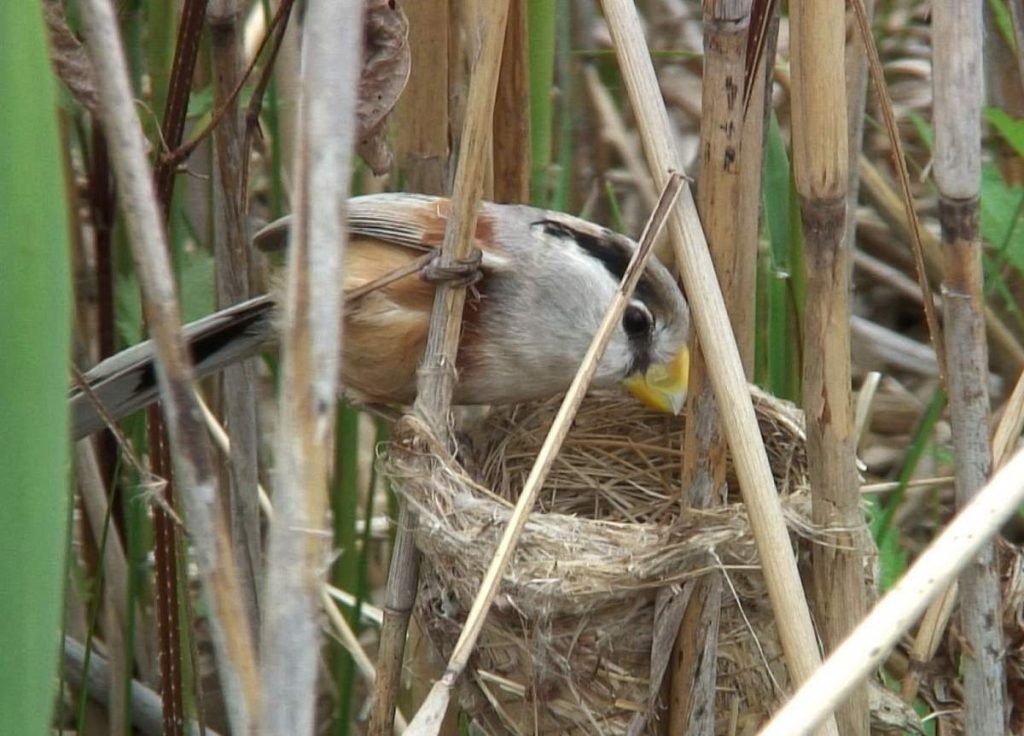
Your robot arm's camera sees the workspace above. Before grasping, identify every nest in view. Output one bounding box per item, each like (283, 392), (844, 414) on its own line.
(384, 388), (838, 734)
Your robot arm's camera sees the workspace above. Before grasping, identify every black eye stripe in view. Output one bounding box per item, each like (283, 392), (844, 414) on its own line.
(539, 220), (657, 305)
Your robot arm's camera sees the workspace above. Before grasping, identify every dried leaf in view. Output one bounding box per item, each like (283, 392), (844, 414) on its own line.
(356, 0), (411, 174)
(43, 0), (101, 114)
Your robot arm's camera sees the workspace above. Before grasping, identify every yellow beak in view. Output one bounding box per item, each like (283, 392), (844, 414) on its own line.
(623, 346), (690, 415)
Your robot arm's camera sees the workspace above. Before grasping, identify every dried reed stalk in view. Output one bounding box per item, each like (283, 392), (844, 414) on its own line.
(493, 0), (530, 203)
(932, 1), (1007, 730)
(78, 1), (259, 731)
(394, 0), (449, 194)
(405, 174), (685, 735)
(790, 0), (869, 733)
(371, 5), (512, 733)
(597, 5), (835, 733)
(759, 442), (1024, 736)
(208, 0), (262, 629)
(388, 1), (451, 728)
(257, 0), (364, 732)
(666, 2), (766, 732)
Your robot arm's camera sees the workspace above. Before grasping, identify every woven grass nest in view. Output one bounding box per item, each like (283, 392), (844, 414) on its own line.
(384, 387), (827, 734)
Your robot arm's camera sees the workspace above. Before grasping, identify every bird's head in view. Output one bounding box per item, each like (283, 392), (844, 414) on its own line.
(522, 213), (691, 414)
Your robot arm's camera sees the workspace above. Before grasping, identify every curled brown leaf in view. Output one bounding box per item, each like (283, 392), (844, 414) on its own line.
(356, 0), (411, 174)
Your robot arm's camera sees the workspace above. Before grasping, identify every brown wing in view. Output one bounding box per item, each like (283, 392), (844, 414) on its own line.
(251, 193), (505, 403)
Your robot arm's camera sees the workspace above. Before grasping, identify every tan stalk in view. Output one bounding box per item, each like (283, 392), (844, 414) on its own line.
(257, 0), (363, 732)
(597, 3), (837, 734)
(665, 1), (768, 734)
(790, 0), (870, 733)
(394, 0), (450, 194)
(207, 0), (262, 629)
(370, 5), (512, 734)
(758, 442), (1024, 736)
(493, 0), (530, 203)
(77, 0), (260, 730)
(405, 174), (686, 736)
(932, 0), (1008, 731)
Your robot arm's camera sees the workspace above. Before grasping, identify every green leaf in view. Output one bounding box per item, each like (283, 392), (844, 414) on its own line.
(0, 4), (73, 731)
(980, 163), (1024, 274)
(985, 106), (1024, 159)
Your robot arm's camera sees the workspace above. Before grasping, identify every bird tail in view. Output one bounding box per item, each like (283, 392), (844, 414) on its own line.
(70, 295), (275, 441)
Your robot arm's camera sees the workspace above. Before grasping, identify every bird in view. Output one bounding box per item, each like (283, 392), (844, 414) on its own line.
(70, 193), (690, 440)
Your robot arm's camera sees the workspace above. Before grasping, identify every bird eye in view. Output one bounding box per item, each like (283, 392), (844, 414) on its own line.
(622, 304), (652, 337)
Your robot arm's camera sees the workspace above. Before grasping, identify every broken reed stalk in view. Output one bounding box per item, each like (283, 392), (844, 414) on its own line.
(597, 4), (836, 733)
(405, 174), (686, 735)
(790, 0), (869, 734)
(666, 2), (767, 733)
(77, 0), (260, 731)
(932, 1), (1007, 731)
(257, 0), (363, 732)
(759, 442), (1024, 736)
(208, 0), (262, 630)
(369, 5), (512, 734)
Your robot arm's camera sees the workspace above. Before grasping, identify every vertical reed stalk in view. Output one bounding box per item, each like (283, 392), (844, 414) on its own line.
(373, 2), (451, 733)
(667, 1), (766, 732)
(394, 0), (450, 194)
(933, 0), (1007, 731)
(790, 0), (869, 732)
(257, 0), (363, 733)
(208, 0), (262, 630)
(493, 0), (531, 203)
